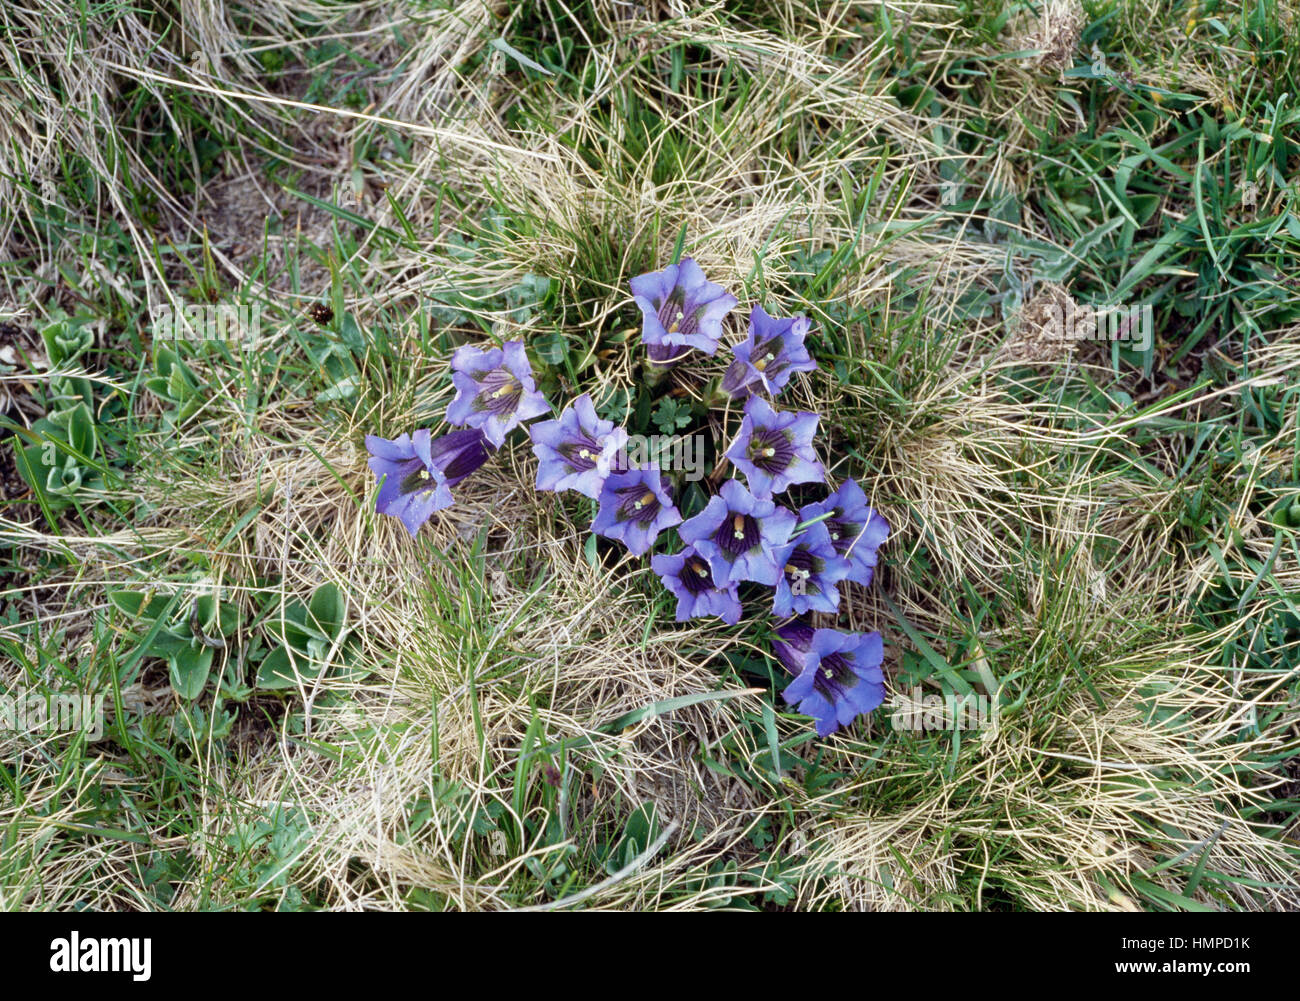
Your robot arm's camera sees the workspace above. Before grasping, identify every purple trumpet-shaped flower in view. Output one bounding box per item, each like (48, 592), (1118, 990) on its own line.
(592, 466), (683, 556)
(428, 428), (493, 486)
(678, 478), (797, 586)
(644, 340), (692, 371)
(724, 395), (824, 498)
(721, 305), (819, 398)
(774, 622), (886, 738)
(771, 620), (816, 676)
(630, 257), (737, 357)
(650, 546), (743, 625)
(446, 340), (550, 447)
(529, 394), (629, 499)
(770, 522), (851, 616)
(798, 480), (890, 586)
(365, 428), (492, 537)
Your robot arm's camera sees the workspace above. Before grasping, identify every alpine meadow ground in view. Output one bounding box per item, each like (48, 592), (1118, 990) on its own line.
(1, 0), (1298, 911)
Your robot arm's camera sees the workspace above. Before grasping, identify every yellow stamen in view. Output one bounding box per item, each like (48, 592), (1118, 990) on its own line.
(732, 513), (746, 540)
(418, 469), (430, 480)
(754, 352), (775, 372)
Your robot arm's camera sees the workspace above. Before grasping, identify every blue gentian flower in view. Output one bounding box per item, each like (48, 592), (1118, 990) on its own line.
(650, 546), (743, 625)
(529, 394), (629, 499)
(592, 466), (683, 556)
(446, 340), (550, 447)
(770, 522), (851, 616)
(721, 305), (818, 398)
(774, 623), (886, 737)
(630, 257), (737, 357)
(428, 428), (493, 486)
(678, 478), (797, 586)
(798, 480), (889, 586)
(645, 340), (691, 369)
(365, 428), (491, 537)
(724, 395), (824, 498)
(771, 620), (815, 678)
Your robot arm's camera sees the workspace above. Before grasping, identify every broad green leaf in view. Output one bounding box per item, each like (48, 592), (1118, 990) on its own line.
(170, 644), (214, 699)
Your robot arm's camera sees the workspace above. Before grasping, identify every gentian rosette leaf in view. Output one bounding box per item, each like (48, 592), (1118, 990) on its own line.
(630, 257), (737, 359)
(777, 626), (886, 738)
(592, 466), (683, 556)
(770, 521), (851, 616)
(446, 340), (550, 447)
(724, 395), (825, 498)
(365, 429), (454, 537)
(529, 393), (629, 499)
(798, 480), (890, 586)
(650, 546), (743, 625)
(678, 478), (797, 586)
(722, 304), (819, 398)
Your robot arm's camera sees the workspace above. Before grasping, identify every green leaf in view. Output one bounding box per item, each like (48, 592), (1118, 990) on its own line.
(64, 403), (97, 459)
(277, 606), (324, 652)
(153, 344), (179, 380)
(670, 221), (688, 265)
(256, 644), (328, 690)
(316, 377), (359, 403)
(256, 647), (298, 689)
(148, 628), (190, 658)
(308, 583), (346, 639)
(608, 803), (660, 875)
(45, 457), (82, 495)
(108, 590), (172, 622)
(170, 644), (214, 699)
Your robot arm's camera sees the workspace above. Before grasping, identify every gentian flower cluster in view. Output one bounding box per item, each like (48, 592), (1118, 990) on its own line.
(630, 256), (892, 738)
(363, 256), (891, 739)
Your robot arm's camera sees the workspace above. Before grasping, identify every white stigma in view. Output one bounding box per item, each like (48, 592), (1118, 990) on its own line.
(418, 469), (430, 480)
